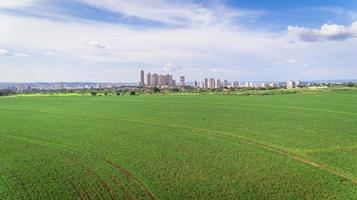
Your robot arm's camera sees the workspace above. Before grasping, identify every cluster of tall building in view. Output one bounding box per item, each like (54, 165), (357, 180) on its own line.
(140, 70), (303, 90)
(286, 80), (301, 89)
(195, 78), (283, 89)
(140, 70), (185, 88)
(198, 78), (237, 89)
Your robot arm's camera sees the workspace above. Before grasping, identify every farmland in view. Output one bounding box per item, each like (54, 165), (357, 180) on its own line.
(0, 89), (357, 199)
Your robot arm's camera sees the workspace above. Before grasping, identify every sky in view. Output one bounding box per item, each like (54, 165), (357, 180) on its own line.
(0, 0), (357, 82)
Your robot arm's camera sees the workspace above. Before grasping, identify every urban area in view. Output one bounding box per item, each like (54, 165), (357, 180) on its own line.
(0, 70), (356, 96)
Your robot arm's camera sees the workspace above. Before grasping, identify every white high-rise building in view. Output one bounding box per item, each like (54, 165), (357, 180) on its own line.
(286, 80), (296, 89)
(200, 81), (205, 88)
(295, 80), (301, 87)
(209, 78), (216, 89)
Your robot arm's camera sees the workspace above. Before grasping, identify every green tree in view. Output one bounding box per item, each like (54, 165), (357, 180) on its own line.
(347, 82), (354, 87)
(153, 87), (160, 93)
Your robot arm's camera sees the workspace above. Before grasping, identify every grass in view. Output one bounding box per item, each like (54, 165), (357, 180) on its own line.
(0, 89), (357, 199)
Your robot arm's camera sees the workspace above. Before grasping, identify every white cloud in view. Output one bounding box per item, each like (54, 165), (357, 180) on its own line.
(0, 1), (356, 81)
(288, 21), (357, 42)
(0, 49), (10, 55)
(0, 12), (277, 65)
(85, 41), (107, 49)
(0, 49), (28, 57)
(14, 52), (29, 57)
(209, 68), (221, 73)
(0, 0), (35, 8)
(77, 0), (263, 27)
(163, 63), (182, 72)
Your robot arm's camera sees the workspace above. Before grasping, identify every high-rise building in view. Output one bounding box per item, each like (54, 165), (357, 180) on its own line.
(194, 81), (198, 88)
(216, 79), (221, 88)
(286, 80), (295, 89)
(147, 73), (151, 87)
(204, 78), (208, 89)
(180, 76), (185, 87)
(159, 75), (166, 86)
(151, 74), (159, 87)
(233, 81), (240, 88)
(140, 70), (145, 87)
(244, 82), (249, 88)
(200, 81), (205, 88)
(223, 80), (228, 88)
(269, 83), (277, 88)
(209, 78), (216, 89)
(166, 74), (172, 86)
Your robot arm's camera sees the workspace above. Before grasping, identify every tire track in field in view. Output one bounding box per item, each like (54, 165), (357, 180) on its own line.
(193, 128), (357, 185)
(105, 159), (156, 200)
(2, 108), (356, 185)
(0, 133), (155, 200)
(108, 118), (357, 186)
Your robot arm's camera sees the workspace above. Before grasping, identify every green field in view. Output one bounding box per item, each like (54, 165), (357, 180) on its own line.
(1, 90), (357, 199)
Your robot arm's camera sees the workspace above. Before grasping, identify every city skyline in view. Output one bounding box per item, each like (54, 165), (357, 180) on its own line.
(137, 70), (304, 89)
(1, 0), (357, 82)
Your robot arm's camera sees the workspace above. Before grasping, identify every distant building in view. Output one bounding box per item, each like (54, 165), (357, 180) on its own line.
(243, 82), (249, 88)
(200, 81), (205, 88)
(286, 80), (301, 89)
(223, 80), (228, 88)
(233, 81), (239, 88)
(180, 76), (185, 87)
(166, 74), (173, 86)
(140, 70), (145, 87)
(286, 80), (296, 89)
(159, 75), (166, 86)
(142, 71), (177, 88)
(151, 74), (159, 87)
(216, 79), (221, 88)
(268, 83), (278, 88)
(209, 78), (216, 89)
(204, 78), (208, 89)
(147, 73), (151, 87)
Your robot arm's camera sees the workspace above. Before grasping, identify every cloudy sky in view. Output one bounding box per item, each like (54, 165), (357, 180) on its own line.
(0, 0), (357, 82)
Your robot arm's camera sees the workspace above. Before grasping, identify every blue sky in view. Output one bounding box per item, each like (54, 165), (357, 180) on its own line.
(0, 0), (357, 82)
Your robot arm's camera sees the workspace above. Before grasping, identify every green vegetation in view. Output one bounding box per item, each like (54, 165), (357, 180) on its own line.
(0, 89), (357, 199)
